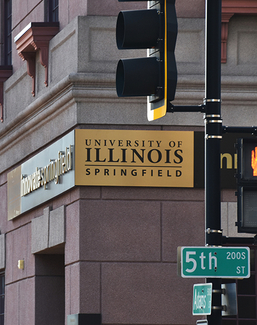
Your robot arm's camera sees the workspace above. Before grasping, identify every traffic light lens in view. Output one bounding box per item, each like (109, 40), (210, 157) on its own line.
(116, 10), (160, 49)
(116, 57), (160, 97)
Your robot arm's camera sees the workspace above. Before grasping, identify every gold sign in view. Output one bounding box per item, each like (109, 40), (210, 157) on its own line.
(75, 129), (194, 187)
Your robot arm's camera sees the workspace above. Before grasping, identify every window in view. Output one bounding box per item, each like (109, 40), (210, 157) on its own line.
(4, 0), (12, 65)
(222, 247), (257, 324)
(45, 0), (59, 23)
(0, 273), (5, 325)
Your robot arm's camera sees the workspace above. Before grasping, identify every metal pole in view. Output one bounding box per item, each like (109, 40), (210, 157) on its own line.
(205, 0), (222, 324)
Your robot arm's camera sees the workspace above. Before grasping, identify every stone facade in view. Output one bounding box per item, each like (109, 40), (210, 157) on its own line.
(0, 0), (257, 324)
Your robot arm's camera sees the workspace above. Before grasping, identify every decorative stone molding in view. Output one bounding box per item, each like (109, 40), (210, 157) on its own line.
(14, 22), (59, 96)
(0, 66), (12, 122)
(0, 234), (5, 270)
(31, 206), (65, 254)
(222, 0), (257, 63)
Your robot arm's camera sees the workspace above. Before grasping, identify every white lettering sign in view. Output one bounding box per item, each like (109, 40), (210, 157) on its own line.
(21, 145), (72, 196)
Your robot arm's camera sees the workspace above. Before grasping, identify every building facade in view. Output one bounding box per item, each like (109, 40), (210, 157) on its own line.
(0, 0), (257, 324)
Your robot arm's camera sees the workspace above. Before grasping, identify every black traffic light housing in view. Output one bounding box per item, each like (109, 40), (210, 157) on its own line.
(116, 0), (177, 121)
(237, 138), (257, 233)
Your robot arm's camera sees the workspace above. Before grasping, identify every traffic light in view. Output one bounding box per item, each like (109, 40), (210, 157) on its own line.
(116, 0), (177, 121)
(236, 138), (257, 233)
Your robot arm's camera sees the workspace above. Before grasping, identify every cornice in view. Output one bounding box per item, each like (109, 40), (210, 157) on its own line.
(1, 72), (257, 143)
(222, 0), (257, 63)
(14, 22), (59, 96)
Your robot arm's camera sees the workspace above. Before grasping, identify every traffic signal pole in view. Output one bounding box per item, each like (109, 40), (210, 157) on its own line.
(205, 0), (222, 324)
(116, 0), (225, 323)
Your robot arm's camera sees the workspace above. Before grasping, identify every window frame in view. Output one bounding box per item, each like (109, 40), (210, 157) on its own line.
(0, 272), (5, 325)
(3, 0), (12, 66)
(44, 0), (59, 23)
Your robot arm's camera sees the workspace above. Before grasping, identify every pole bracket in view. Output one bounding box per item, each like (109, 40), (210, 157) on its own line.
(168, 103), (206, 113)
(206, 228), (223, 235)
(212, 305), (227, 311)
(223, 126), (257, 136)
(212, 288), (226, 295)
(205, 114), (221, 118)
(205, 135), (223, 139)
(204, 98), (222, 103)
(206, 229), (223, 246)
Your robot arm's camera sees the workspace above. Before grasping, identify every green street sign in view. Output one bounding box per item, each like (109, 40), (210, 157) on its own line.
(178, 246), (250, 278)
(193, 283), (212, 315)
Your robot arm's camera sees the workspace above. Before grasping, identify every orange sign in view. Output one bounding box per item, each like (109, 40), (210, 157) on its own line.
(251, 147), (257, 176)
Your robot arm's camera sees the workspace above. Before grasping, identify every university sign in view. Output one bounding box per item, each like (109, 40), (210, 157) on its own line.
(7, 129), (243, 220)
(75, 129), (194, 187)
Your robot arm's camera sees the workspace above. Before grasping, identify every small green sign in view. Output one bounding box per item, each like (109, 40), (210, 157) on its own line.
(178, 246), (250, 278)
(193, 283), (212, 315)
